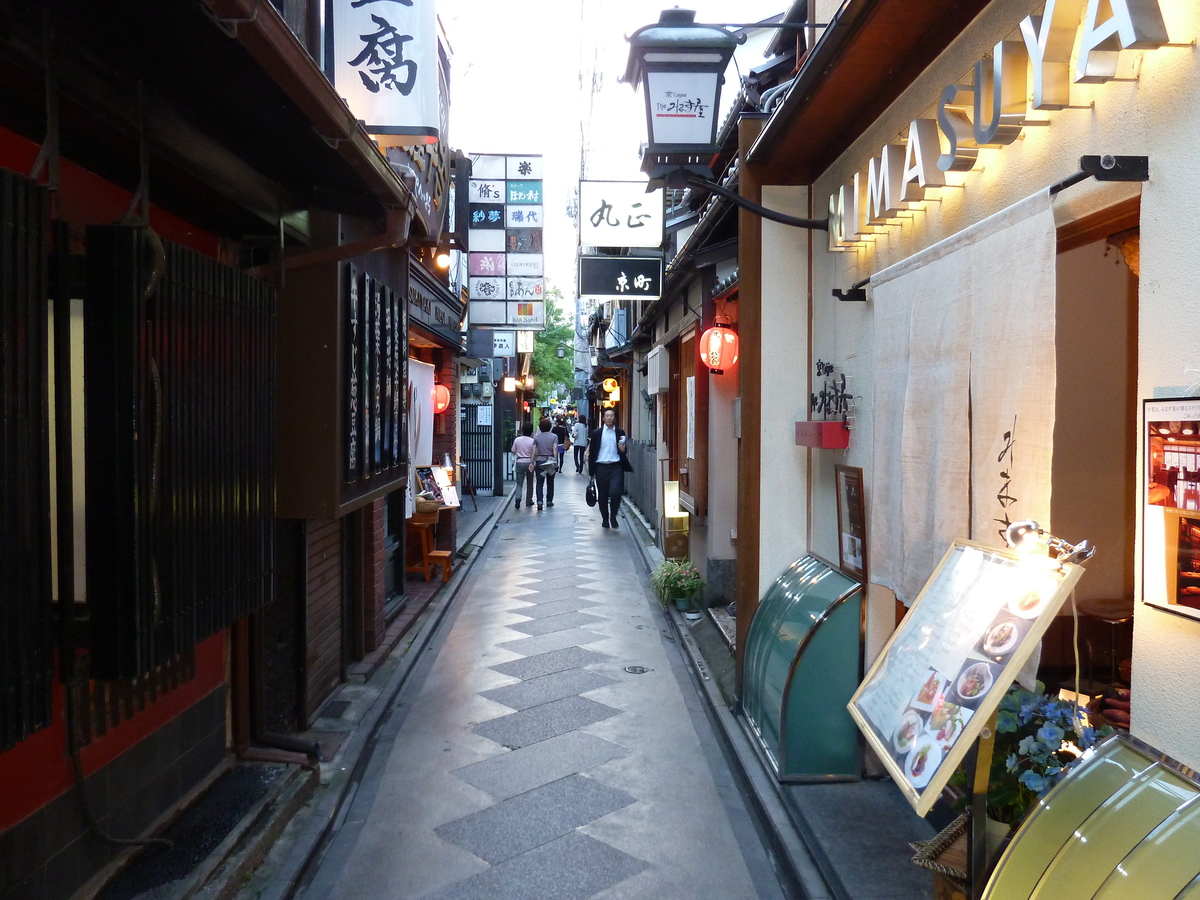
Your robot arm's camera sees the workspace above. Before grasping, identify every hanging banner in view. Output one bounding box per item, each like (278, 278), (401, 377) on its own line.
(330, 0), (440, 142)
(579, 181), (665, 249)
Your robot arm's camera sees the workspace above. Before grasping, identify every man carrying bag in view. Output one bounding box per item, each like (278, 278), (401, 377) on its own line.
(587, 408), (633, 529)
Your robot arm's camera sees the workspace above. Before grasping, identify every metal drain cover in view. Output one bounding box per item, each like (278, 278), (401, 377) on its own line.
(624, 665), (650, 675)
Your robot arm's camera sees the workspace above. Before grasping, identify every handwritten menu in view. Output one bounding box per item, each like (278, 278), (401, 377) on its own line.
(848, 540), (1084, 815)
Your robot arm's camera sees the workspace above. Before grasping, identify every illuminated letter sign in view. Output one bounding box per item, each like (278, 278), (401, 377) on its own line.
(936, 84), (978, 173)
(867, 144), (909, 223)
(1020, 0), (1086, 109)
(1076, 0), (1169, 83)
(973, 41), (1028, 145)
(901, 119), (946, 202)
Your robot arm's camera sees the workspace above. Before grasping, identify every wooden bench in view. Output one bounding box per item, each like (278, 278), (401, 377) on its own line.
(428, 549), (453, 583)
(983, 732), (1200, 898)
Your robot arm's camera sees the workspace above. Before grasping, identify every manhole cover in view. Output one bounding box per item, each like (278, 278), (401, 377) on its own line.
(624, 665), (650, 675)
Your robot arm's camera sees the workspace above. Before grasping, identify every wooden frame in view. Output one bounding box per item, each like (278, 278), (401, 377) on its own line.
(848, 540), (1085, 816)
(835, 464), (867, 582)
(1142, 397), (1200, 621)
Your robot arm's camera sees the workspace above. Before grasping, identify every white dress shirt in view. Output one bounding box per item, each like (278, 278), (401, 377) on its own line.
(596, 426), (620, 463)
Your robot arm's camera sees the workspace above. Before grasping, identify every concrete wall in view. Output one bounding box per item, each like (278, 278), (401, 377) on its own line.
(766, 0), (1200, 766)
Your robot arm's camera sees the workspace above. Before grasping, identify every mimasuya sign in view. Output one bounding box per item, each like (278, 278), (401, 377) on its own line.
(827, 0), (1170, 250)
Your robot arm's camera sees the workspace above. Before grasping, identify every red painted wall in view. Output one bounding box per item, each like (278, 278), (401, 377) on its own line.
(0, 633), (226, 831)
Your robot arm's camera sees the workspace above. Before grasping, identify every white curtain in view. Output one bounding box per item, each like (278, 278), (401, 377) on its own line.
(870, 190), (1056, 602)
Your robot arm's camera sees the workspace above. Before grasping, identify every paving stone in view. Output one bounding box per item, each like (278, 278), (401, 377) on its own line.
(434, 775), (635, 864)
(495, 629), (607, 656)
(509, 597), (599, 619)
(506, 611), (606, 636)
(512, 585), (596, 604)
(480, 668), (616, 712)
(432, 831), (647, 900)
(452, 731), (626, 799)
(489, 646), (610, 680)
(472, 696), (621, 749)
(525, 574), (581, 594)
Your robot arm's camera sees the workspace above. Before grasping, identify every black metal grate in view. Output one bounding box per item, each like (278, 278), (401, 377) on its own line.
(461, 403), (493, 491)
(0, 169), (53, 751)
(86, 227), (275, 680)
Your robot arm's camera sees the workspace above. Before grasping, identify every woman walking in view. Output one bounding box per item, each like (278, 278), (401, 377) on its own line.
(532, 418), (559, 510)
(511, 421), (536, 509)
(571, 416), (588, 473)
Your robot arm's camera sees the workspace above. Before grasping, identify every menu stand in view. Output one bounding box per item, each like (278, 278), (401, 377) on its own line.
(965, 712), (998, 900)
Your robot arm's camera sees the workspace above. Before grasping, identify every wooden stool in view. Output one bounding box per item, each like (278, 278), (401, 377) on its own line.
(428, 550), (453, 583)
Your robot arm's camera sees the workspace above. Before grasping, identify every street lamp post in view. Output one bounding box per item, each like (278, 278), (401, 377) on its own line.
(623, 8), (829, 231)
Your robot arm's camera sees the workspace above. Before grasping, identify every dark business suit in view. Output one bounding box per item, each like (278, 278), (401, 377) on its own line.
(587, 426), (633, 527)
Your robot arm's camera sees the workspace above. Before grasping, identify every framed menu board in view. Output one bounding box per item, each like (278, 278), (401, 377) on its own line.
(848, 540), (1085, 815)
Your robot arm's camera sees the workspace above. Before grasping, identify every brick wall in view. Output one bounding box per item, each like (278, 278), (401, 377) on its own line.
(360, 499), (387, 652)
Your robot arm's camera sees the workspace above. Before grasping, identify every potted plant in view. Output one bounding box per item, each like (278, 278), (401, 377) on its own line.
(650, 558), (704, 611)
(951, 681), (1113, 840)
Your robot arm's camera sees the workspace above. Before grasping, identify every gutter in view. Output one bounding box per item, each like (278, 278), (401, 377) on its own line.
(203, 0), (418, 214)
(747, 0), (881, 165)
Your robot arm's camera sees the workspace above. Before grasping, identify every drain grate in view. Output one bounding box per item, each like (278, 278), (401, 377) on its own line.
(624, 665), (651, 675)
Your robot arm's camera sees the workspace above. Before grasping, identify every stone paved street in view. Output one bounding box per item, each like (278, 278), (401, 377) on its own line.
(297, 473), (786, 900)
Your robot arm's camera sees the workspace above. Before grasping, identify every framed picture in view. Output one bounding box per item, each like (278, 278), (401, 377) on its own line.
(835, 464), (867, 582)
(1143, 397), (1200, 620)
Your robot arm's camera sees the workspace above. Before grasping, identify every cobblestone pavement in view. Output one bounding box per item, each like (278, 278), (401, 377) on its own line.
(295, 472), (785, 900)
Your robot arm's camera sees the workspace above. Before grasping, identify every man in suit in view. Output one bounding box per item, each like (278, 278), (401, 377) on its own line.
(587, 407), (633, 529)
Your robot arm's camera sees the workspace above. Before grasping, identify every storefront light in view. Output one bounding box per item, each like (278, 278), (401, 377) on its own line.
(699, 320), (739, 374)
(432, 383), (451, 414)
(502, 376), (516, 392)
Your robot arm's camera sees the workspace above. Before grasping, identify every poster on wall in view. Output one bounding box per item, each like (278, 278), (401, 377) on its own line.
(407, 359), (435, 517)
(848, 540), (1084, 815)
(836, 465), (867, 582)
(1143, 398), (1200, 620)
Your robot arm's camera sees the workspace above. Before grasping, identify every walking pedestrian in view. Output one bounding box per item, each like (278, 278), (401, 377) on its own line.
(533, 418), (559, 510)
(552, 417), (570, 472)
(511, 421), (535, 509)
(571, 415), (588, 473)
(587, 408), (633, 529)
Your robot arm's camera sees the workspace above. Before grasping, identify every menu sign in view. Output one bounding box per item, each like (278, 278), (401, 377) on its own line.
(848, 540), (1084, 815)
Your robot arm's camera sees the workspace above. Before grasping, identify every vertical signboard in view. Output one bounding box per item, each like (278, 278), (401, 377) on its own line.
(468, 153), (546, 330)
(329, 0), (440, 142)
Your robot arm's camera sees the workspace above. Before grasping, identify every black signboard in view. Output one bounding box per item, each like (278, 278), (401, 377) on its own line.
(507, 228), (543, 252)
(578, 255), (663, 299)
(469, 203), (505, 229)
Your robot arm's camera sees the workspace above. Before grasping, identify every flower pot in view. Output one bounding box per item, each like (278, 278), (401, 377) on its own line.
(674, 596), (691, 611)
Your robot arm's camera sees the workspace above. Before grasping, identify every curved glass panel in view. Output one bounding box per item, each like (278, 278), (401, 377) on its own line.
(743, 555), (861, 779)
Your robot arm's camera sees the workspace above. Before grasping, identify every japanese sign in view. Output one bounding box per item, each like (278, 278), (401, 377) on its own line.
(516, 331), (535, 354)
(330, 0), (440, 142)
(579, 181), (664, 249)
(849, 541), (1083, 816)
(578, 256), (663, 300)
(467, 153), (546, 329)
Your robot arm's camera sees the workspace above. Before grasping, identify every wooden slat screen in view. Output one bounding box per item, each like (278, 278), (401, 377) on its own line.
(85, 227), (275, 679)
(0, 169), (52, 751)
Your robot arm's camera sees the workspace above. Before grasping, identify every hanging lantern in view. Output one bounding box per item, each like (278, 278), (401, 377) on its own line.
(601, 377), (619, 392)
(699, 321), (739, 374)
(432, 383), (451, 414)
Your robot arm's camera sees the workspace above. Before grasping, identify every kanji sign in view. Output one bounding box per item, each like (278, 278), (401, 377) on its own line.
(507, 229), (543, 252)
(330, 0), (440, 141)
(468, 179), (505, 203)
(468, 203), (505, 229)
(579, 256), (663, 300)
(579, 181), (665, 249)
(505, 205), (542, 228)
(506, 181), (542, 204)
(468, 253), (506, 277)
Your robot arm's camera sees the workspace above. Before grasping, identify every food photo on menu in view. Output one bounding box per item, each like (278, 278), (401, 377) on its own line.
(948, 658), (1003, 710)
(888, 667), (957, 788)
(974, 613), (1031, 663)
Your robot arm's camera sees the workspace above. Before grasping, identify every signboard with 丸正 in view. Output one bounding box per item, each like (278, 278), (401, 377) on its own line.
(468, 253), (506, 277)
(506, 254), (543, 277)
(578, 256), (662, 300)
(468, 179), (505, 203)
(330, 0), (440, 140)
(505, 205), (542, 228)
(848, 540), (1084, 816)
(469, 277), (504, 301)
(578, 181), (665, 249)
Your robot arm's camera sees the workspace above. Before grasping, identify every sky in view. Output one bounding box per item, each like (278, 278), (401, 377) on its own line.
(438, 0), (787, 303)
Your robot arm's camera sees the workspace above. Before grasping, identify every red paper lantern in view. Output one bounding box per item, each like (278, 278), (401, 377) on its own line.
(432, 383), (451, 414)
(699, 323), (739, 374)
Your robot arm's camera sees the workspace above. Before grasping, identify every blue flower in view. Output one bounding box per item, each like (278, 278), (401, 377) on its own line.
(1018, 735), (1041, 756)
(1038, 723), (1065, 748)
(996, 709), (1018, 733)
(1019, 770), (1048, 793)
(1079, 725), (1096, 748)
(1005, 752), (1019, 773)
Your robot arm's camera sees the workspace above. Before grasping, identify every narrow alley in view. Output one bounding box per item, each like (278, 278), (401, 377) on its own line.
(291, 474), (787, 900)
